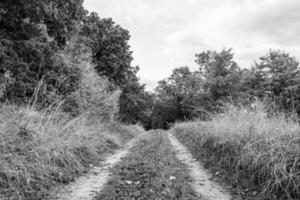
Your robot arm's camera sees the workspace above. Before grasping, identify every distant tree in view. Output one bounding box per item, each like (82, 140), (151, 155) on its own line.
(152, 66), (203, 129)
(246, 50), (300, 113)
(151, 95), (177, 129)
(195, 48), (242, 102)
(150, 49), (300, 127)
(118, 66), (148, 123)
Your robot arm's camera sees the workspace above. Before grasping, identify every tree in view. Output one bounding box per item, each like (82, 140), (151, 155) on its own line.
(0, 0), (85, 45)
(81, 13), (134, 87)
(118, 67), (148, 123)
(246, 50), (300, 113)
(0, 0), (85, 104)
(152, 66), (203, 129)
(195, 48), (242, 102)
(81, 13), (148, 123)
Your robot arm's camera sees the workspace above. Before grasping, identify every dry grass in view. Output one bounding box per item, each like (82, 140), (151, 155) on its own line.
(172, 102), (300, 199)
(0, 103), (140, 199)
(72, 62), (121, 123)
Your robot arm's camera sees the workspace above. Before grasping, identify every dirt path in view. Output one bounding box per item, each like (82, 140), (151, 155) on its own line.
(54, 135), (143, 200)
(168, 133), (232, 200)
(96, 131), (199, 200)
(53, 132), (232, 200)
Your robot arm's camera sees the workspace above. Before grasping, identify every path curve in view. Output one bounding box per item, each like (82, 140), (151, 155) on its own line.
(168, 133), (232, 200)
(54, 135), (142, 200)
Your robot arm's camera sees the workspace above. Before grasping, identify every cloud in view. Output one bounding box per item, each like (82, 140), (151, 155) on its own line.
(165, 31), (208, 47)
(231, 0), (300, 46)
(84, 0), (300, 90)
(140, 78), (158, 91)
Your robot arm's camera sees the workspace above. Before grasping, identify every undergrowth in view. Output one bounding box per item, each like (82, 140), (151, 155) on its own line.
(172, 102), (300, 200)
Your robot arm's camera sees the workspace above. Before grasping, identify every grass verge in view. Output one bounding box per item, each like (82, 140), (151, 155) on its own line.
(0, 104), (141, 200)
(96, 130), (199, 200)
(172, 103), (300, 200)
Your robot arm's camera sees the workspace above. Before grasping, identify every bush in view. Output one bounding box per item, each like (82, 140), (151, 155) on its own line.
(72, 62), (121, 122)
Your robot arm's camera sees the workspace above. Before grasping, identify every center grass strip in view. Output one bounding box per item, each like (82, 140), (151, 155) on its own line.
(96, 130), (199, 200)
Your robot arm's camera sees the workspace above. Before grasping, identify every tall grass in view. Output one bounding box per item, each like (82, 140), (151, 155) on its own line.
(172, 102), (300, 199)
(0, 103), (140, 199)
(0, 61), (140, 199)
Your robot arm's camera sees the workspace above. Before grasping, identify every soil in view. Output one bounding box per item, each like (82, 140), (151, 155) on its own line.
(52, 131), (235, 200)
(53, 135), (143, 200)
(168, 133), (232, 200)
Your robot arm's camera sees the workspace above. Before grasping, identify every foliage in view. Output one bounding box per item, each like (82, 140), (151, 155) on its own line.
(195, 48), (242, 101)
(152, 49), (243, 129)
(0, 0), (85, 104)
(0, 0), (85, 44)
(152, 48), (300, 129)
(81, 13), (133, 86)
(81, 12), (149, 124)
(0, 1), (148, 124)
(152, 67), (203, 129)
(244, 50), (300, 114)
(72, 63), (121, 122)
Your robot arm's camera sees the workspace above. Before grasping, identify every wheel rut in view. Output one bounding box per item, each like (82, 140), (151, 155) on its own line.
(53, 132), (233, 200)
(168, 133), (232, 200)
(53, 134), (143, 200)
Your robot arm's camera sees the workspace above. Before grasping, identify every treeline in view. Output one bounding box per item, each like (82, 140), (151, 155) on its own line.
(0, 0), (148, 123)
(149, 49), (300, 129)
(2, 1), (300, 130)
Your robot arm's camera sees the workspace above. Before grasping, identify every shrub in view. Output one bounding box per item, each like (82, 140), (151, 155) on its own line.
(72, 62), (121, 122)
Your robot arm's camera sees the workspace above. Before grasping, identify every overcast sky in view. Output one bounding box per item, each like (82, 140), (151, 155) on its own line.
(83, 0), (300, 90)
